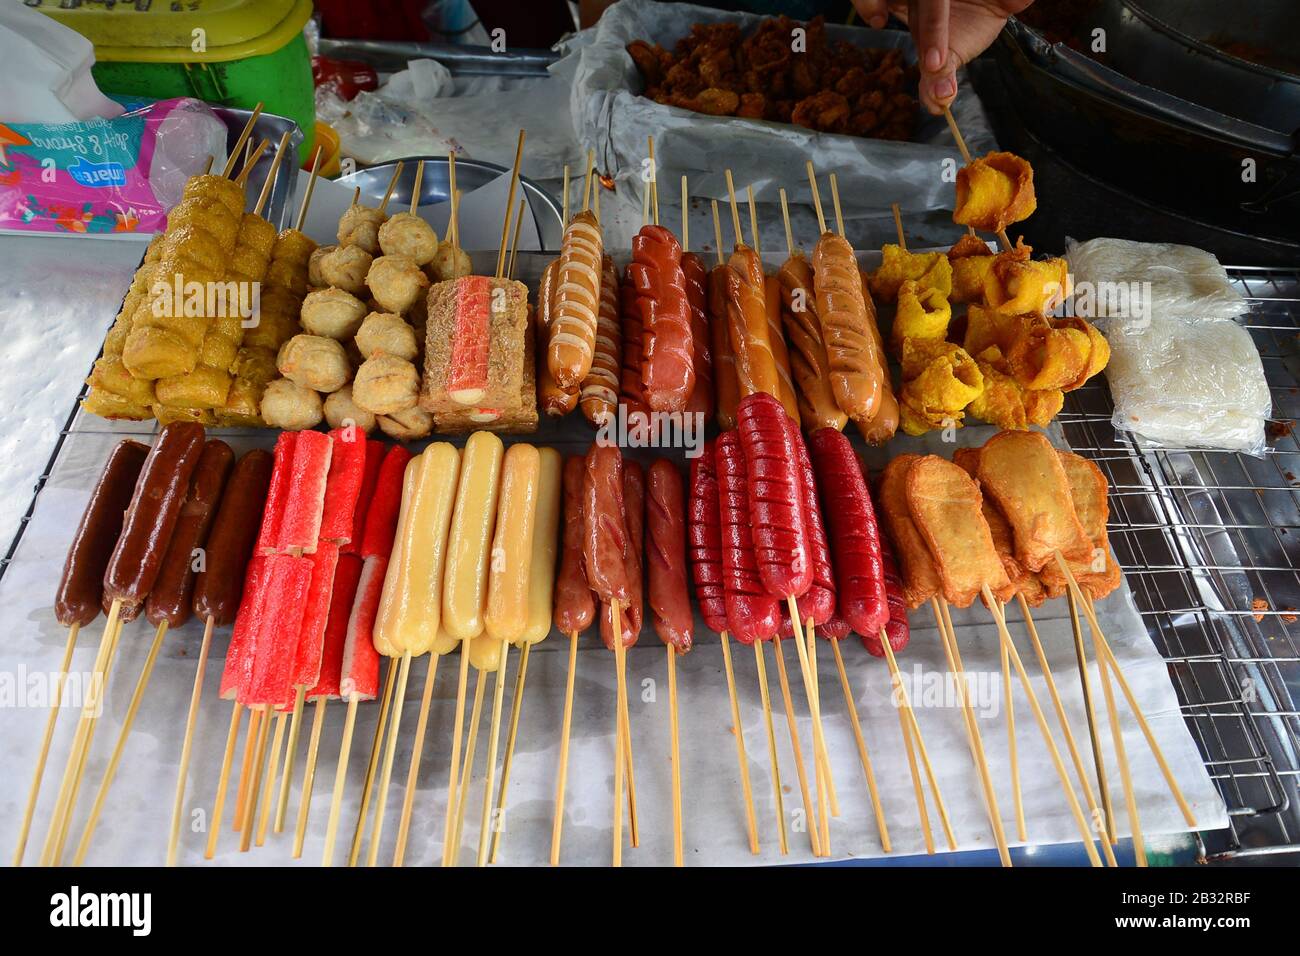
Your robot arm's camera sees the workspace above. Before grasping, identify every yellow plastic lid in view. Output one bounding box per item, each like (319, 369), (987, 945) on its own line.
(34, 0), (312, 63)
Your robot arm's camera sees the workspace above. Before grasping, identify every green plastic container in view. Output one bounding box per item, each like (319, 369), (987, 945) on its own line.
(35, 0), (316, 163)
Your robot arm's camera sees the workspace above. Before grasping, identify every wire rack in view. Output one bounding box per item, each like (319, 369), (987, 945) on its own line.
(1060, 265), (1300, 863)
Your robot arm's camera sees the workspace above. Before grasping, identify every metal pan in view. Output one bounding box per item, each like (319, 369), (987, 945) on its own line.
(213, 107), (303, 229)
(336, 156), (565, 251)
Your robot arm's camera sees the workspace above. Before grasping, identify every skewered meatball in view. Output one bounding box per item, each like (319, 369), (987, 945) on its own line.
(352, 354), (419, 415)
(308, 244), (336, 288)
(301, 287), (368, 340)
(378, 212), (438, 265)
(320, 244), (373, 297)
(366, 254), (429, 314)
(426, 243), (472, 281)
(260, 378), (323, 431)
(378, 405), (434, 441)
(277, 333), (352, 393)
(355, 311), (418, 361)
(323, 383), (377, 434)
(337, 204), (385, 255)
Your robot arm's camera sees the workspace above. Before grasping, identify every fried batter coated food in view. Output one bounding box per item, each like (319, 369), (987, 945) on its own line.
(954, 151), (1037, 234)
(626, 16), (917, 140)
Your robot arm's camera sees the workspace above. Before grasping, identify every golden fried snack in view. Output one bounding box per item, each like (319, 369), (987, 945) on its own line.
(890, 279), (951, 355)
(277, 333), (352, 393)
(319, 244), (373, 297)
(300, 287), (368, 340)
(897, 338), (983, 436)
(947, 232), (994, 302)
(963, 305), (1044, 360)
(378, 211), (438, 265)
(953, 151), (1037, 234)
(1005, 322), (1090, 391)
(905, 455), (1011, 608)
(323, 383), (377, 434)
(976, 430), (1094, 573)
(855, 269), (900, 445)
(354, 353), (419, 415)
(867, 244), (952, 303)
(779, 254), (846, 431)
(1052, 317), (1110, 390)
(87, 357), (156, 408)
(985, 250), (1070, 315)
(1040, 450), (1123, 600)
(952, 447), (1038, 604)
(367, 253), (429, 315)
(877, 454), (942, 609)
(260, 378), (324, 430)
(355, 311), (418, 361)
(154, 364), (232, 409)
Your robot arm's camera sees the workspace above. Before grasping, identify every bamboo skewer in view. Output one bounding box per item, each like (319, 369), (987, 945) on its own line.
(667, 644), (683, 866)
(1002, 614), (1025, 841)
(232, 706), (260, 834)
(234, 139), (269, 189)
(931, 600), (1011, 867)
(647, 136), (659, 225)
(784, 603), (831, 855)
(753, 640), (788, 855)
(805, 161), (828, 234)
(294, 146), (324, 232)
(205, 704), (243, 860)
(273, 687), (305, 834)
(448, 152), (460, 251)
(72, 620), (169, 864)
(779, 188), (796, 257)
(1017, 594), (1118, 867)
(723, 169), (744, 248)
(830, 637), (891, 851)
(549, 632), (580, 865)
(293, 696), (328, 859)
(771, 635), (822, 857)
(320, 695), (358, 867)
(878, 626), (955, 850)
(476, 640), (512, 866)
(805, 625), (833, 854)
(167, 616), (214, 866)
(581, 148), (596, 213)
(238, 708), (272, 853)
(561, 164), (570, 225)
(409, 160), (424, 216)
(1067, 584), (1117, 841)
(507, 198), (526, 279)
(365, 650), (413, 866)
(348, 657), (398, 866)
(1054, 554), (1196, 828)
(489, 642), (531, 864)
(806, 627), (839, 818)
(440, 642), (472, 867)
(1097, 634), (1146, 866)
(255, 712), (288, 847)
(221, 104), (264, 177)
(13, 622), (79, 866)
(618, 634), (639, 848)
(42, 600), (126, 866)
(496, 130), (526, 278)
(898, 705), (935, 854)
(711, 200), (726, 267)
(746, 185), (761, 255)
(377, 160), (405, 215)
(720, 632), (760, 854)
(943, 106), (1013, 250)
(681, 175), (689, 251)
(982, 587), (1103, 866)
(612, 601), (627, 867)
(449, 667), (487, 864)
(392, 654), (439, 867)
(891, 202), (906, 247)
(828, 173), (846, 237)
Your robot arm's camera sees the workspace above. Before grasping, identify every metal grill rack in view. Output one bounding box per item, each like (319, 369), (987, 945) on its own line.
(1060, 266), (1300, 862)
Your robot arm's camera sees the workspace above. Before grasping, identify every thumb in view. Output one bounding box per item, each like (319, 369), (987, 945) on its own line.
(919, 56), (960, 114)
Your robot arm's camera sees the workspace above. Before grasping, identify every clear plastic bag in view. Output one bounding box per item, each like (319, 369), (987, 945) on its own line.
(1101, 314), (1271, 456)
(1066, 236), (1247, 323)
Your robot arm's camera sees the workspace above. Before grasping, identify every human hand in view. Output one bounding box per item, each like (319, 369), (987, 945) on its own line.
(852, 1), (1034, 114)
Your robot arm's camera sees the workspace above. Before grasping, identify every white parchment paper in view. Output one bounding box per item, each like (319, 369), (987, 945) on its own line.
(0, 251), (1226, 868)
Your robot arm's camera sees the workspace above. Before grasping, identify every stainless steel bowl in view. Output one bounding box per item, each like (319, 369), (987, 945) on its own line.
(337, 157), (564, 251)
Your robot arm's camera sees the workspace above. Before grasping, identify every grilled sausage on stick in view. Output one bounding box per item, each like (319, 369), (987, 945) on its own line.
(547, 210), (603, 389)
(812, 232), (884, 422)
(629, 224), (694, 412)
(579, 255), (622, 426)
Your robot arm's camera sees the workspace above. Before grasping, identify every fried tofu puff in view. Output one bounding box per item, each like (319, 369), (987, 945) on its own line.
(868, 244), (952, 303)
(890, 279), (951, 356)
(947, 233), (994, 304)
(953, 151), (1037, 234)
(897, 338), (984, 436)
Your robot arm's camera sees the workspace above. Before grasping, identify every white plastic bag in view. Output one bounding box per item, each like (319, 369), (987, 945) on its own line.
(1101, 314), (1271, 456)
(1066, 236), (1247, 324)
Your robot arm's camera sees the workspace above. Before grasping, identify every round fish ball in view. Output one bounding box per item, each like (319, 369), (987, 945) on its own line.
(355, 311), (418, 361)
(277, 333), (352, 393)
(378, 212), (438, 265)
(378, 405), (433, 441)
(352, 354), (419, 415)
(320, 244), (373, 297)
(366, 254), (429, 315)
(426, 243), (472, 282)
(323, 383), (377, 434)
(260, 378), (323, 430)
(308, 244), (335, 288)
(300, 287), (368, 340)
(337, 204), (385, 254)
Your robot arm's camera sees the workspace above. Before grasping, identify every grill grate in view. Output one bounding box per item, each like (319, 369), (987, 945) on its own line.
(1060, 266), (1300, 862)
